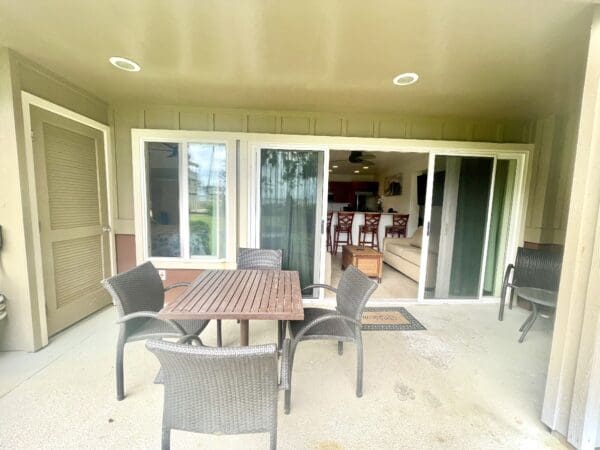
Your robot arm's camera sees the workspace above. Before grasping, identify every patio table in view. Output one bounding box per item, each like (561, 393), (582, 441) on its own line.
(158, 269), (304, 346)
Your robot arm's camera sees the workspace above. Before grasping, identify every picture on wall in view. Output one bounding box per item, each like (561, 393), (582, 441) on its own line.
(384, 173), (403, 196)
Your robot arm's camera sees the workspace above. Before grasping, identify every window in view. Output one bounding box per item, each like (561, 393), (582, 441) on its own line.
(144, 140), (230, 261)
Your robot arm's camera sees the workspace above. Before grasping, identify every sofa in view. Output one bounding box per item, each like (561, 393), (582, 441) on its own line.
(383, 227), (424, 283)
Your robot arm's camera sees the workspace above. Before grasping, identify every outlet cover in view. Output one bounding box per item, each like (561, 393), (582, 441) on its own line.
(158, 270), (167, 281)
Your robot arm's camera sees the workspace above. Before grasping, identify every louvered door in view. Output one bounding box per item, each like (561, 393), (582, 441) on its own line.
(31, 106), (111, 335)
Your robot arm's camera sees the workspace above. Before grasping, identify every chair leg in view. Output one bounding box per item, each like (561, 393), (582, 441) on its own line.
(277, 320), (286, 352)
(519, 304), (538, 343)
(498, 284), (509, 321)
(116, 332), (126, 401)
(356, 336), (364, 398)
(284, 344), (296, 415)
(216, 320), (222, 347)
(270, 430), (277, 450)
(161, 426), (171, 450)
(509, 290), (515, 309)
(338, 341), (343, 355)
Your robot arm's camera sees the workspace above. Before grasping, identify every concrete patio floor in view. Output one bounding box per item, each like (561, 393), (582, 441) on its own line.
(0, 303), (564, 449)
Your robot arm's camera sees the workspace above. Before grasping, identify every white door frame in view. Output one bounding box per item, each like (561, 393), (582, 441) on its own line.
(21, 91), (116, 347)
(248, 141), (330, 297)
(418, 149), (528, 304)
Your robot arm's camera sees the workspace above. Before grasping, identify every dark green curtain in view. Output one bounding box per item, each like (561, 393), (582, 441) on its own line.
(483, 160), (509, 295)
(449, 158), (493, 297)
(260, 149), (319, 288)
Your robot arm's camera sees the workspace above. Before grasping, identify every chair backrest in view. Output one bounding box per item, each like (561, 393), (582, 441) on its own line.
(335, 265), (378, 320)
(363, 213), (381, 228)
(337, 212), (355, 229)
(101, 261), (165, 317)
(146, 339), (278, 436)
(326, 211), (333, 228)
(513, 247), (563, 291)
(393, 214), (409, 227)
(237, 248), (283, 270)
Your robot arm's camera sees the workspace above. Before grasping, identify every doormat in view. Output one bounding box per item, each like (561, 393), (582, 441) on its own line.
(361, 307), (426, 331)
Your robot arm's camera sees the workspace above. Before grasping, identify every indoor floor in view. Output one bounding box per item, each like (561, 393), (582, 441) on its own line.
(327, 252), (419, 300)
(0, 303), (563, 449)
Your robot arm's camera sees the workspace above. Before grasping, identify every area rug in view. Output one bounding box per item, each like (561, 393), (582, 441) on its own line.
(361, 307), (426, 331)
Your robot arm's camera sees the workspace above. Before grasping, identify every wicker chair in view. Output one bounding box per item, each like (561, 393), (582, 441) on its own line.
(146, 338), (290, 450)
(102, 262), (209, 401)
(498, 247), (563, 321)
(284, 265), (377, 414)
(214, 248), (285, 348)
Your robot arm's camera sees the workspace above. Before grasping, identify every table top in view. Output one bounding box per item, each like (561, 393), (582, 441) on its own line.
(343, 245), (383, 256)
(158, 269), (304, 321)
(516, 287), (558, 307)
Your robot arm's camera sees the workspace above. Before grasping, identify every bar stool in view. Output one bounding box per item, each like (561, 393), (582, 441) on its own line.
(359, 213), (382, 251)
(385, 214), (409, 238)
(333, 212), (354, 255)
(326, 211), (334, 253)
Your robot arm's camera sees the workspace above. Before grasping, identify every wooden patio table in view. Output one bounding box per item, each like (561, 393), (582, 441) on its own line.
(158, 269), (304, 346)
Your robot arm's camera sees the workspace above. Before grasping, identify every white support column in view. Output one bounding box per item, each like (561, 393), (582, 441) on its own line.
(541, 7), (600, 449)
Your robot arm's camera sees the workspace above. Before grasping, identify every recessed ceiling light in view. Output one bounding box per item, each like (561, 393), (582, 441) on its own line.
(354, 170), (360, 174)
(329, 169), (332, 172)
(363, 166), (369, 169)
(393, 72), (419, 86)
(109, 56), (141, 72)
(332, 165), (338, 169)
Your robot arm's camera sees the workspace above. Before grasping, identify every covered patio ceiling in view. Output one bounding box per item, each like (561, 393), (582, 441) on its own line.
(0, 0), (593, 119)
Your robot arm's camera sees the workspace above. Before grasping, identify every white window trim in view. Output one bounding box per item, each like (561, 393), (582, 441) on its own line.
(132, 130), (237, 269)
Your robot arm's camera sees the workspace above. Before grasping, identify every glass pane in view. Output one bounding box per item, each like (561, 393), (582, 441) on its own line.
(146, 142), (181, 257)
(260, 149), (320, 288)
(424, 156), (494, 299)
(188, 143), (227, 258)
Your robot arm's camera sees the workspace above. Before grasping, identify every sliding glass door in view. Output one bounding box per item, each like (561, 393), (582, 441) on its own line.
(258, 148), (325, 290)
(421, 155), (496, 299)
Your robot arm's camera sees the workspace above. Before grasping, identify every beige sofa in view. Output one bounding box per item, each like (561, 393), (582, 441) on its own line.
(382, 227), (424, 282)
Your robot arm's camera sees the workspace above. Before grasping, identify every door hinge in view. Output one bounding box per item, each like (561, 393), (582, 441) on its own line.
(321, 219), (325, 234)
(31, 130), (35, 142)
(427, 222), (431, 236)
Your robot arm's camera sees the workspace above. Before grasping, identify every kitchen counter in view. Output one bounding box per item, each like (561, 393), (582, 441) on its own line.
(329, 211), (398, 250)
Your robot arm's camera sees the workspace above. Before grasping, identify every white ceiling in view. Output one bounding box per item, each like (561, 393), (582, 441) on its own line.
(0, 0), (593, 119)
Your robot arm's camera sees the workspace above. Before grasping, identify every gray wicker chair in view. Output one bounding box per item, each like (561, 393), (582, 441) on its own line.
(146, 338), (290, 450)
(214, 248), (284, 347)
(284, 265), (377, 414)
(102, 262), (209, 400)
(498, 247), (563, 321)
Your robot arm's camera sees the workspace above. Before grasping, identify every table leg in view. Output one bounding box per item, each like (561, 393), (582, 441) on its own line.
(519, 303), (538, 343)
(240, 320), (249, 346)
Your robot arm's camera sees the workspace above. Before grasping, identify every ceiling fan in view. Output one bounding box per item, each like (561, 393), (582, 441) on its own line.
(330, 151), (376, 167)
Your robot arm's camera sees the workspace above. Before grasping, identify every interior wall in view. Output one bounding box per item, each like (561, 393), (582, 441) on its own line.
(377, 154), (428, 236)
(0, 49), (108, 351)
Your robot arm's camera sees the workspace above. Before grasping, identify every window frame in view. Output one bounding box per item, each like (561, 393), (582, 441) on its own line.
(133, 132), (237, 269)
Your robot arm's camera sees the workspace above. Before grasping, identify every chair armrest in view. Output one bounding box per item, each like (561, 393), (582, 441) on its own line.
(279, 338), (291, 391)
(293, 313), (361, 342)
(503, 264), (515, 287)
(302, 283), (337, 294)
(164, 282), (190, 292)
(176, 334), (204, 346)
(116, 311), (186, 335)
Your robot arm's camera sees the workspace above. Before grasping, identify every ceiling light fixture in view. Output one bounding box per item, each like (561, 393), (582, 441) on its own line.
(363, 166), (369, 169)
(332, 165), (338, 169)
(354, 170), (360, 174)
(392, 72), (419, 86)
(109, 56), (141, 72)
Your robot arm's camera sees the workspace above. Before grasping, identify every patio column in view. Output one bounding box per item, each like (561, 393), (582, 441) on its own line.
(541, 6), (600, 450)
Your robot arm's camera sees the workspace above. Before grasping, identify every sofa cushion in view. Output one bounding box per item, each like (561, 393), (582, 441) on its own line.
(386, 244), (421, 266)
(386, 243), (409, 258)
(399, 246), (421, 266)
(410, 227), (423, 248)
